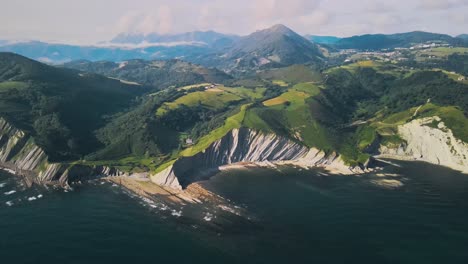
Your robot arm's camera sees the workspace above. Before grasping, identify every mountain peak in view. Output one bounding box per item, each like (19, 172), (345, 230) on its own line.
(269, 24), (291, 31)
(263, 24), (295, 35)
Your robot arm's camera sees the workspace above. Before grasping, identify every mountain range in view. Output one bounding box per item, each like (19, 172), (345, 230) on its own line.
(1, 25), (467, 66)
(333, 31), (468, 50)
(111, 30), (239, 48)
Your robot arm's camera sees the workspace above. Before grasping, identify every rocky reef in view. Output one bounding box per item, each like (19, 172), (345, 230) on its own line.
(378, 116), (468, 174)
(152, 128), (367, 189)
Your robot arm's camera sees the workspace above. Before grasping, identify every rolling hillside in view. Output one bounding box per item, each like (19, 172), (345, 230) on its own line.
(0, 52), (146, 161)
(62, 59), (232, 89)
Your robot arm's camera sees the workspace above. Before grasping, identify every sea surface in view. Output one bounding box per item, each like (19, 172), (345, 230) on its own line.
(1, 160), (468, 264)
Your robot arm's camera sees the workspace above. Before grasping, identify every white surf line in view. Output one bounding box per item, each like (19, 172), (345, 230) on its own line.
(4, 190), (16, 195)
(0, 167), (17, 175)
(374, 158), (402, 168)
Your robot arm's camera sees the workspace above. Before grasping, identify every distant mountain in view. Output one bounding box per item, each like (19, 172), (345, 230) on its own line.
(62, 59), (232, 89)
(111, 31), (239, 48)
(334, 31), (467, 50)
(457, 34), (468, 40)
(197, 24), (324, 73)
(0, 41), (211, 64)
(305, 35), (341, 44)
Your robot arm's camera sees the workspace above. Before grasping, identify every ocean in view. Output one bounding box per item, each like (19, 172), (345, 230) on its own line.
(1, 160), (468, 263)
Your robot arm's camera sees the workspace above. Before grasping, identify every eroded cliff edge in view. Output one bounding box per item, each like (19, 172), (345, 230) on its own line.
(378, 116), (468, 174)
(152, 128), (367, 190)
(0, 118), (122, 187)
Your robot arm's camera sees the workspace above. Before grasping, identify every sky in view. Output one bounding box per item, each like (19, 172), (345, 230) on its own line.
(0, 0), (467, 44)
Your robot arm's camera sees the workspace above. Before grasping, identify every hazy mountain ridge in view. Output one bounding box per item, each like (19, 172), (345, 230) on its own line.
(0, 41), (212, 64)
(334, 31), (468, 50)
(457, 34), (468, 40)
(111, 30), (240, 48)
(305, 35), (341, 44)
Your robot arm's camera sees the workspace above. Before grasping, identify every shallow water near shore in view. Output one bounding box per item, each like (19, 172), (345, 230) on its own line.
(1, 160), (468, 263)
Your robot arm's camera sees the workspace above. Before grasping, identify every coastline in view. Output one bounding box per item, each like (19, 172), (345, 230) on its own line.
(374, 154), (468, 175)
(104, 175), (234, 208)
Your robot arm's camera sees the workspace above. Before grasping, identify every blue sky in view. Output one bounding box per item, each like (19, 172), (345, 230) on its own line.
(1, 0), (467, 44)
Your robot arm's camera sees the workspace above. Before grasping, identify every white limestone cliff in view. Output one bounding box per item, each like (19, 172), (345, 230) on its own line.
(152, 128), (366, 190)
(378, 116), (468, 174)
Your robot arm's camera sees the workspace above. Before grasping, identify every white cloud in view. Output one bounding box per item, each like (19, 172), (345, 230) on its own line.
(418, 0), (468, 10)
(115, 6), (174, 35)
(0, 0), (466, 43)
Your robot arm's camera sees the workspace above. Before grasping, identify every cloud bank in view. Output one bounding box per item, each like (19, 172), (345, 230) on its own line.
(0, 0), (467, 44)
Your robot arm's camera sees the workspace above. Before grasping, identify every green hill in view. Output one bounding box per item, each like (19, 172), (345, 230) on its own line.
(0, 52), (146, 161)
(62, 59), (232, 90)
(2, 48), (468, 173)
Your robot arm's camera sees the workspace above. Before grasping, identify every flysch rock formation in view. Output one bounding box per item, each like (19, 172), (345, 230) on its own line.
(152, 128), (367, 190)
(378, 116), (468, 174)
(0, 118), (124, 187)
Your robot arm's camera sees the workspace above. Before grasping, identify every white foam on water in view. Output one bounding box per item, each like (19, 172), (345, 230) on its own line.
(5, 201), (13, 206)
(203, 213), (213, 222)
(4, 190), (16, 195)
(37, 194), (43, 198)
(171, 210), (182, 217)
(28, 196), (37, 201)
(159, 204), (169, 211)
(0, 182), (6, 188)
(1, 168), (16, 174)
(112, 184), (118, 187)
(218, 205), (242, 216)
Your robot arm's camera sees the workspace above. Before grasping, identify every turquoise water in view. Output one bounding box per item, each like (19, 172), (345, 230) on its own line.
(1, 161), (468, 263)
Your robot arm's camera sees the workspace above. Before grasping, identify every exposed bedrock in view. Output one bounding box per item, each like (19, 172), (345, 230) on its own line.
(378, 116), (468, 174)
(152, 128), (366, 189)
(0, 118), (124, 187)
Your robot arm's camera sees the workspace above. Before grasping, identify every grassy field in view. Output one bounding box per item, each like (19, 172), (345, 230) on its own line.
(179, 104), (250, 157)
(246, 82), (334, 151)
(263, 82), (320, 108)
(272, 80), (289, 87)
(374, 103), (468, 143)
(0, 81), (28, 91)
(178, 83), (212, 90)
(220, 86), (266, 99)
(156, 85), (266, 117)
(415, 47), (468, 59)
(156, 89), (243, 116)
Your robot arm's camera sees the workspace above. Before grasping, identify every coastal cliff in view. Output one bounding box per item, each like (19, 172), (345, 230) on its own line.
(152, 128), (366, 189)
(378, 116), (468, 174)
(0, 118), (123, 187)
